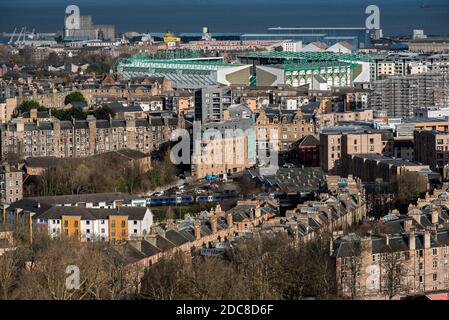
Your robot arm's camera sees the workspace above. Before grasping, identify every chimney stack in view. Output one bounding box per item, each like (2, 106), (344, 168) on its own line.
(409, 231), (416, 251)
(404, 219), (413, 232)
(215, 204), (223, 216)
(226, 213), (233, 228)
(194, 221), (201, 240)
(255, 205), (261, 218)
(432, 209), (439, 225)
(210, 214), (217, 234)
(384, 234), (390, 247)
(424, 228), (431, 249)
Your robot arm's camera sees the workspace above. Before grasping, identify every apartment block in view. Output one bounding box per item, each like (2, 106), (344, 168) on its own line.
(191, 113), (255, 179)
(320, 127), (384, 174)
(414, 130), (449, 172)
(343, 153), (430, 183)
(0, 164), (23, 204)
(370, 73), (449, 118)
(195, 85), (232, 123)
(0, 115), (180, 160)
(5, 199), (153, 242)
(0, 98), (16, 123)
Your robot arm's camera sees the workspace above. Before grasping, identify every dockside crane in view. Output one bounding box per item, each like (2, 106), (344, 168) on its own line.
(7, 28), (17, 44)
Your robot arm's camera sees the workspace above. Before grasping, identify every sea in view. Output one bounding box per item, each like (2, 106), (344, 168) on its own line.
(0, 0), (448, 41)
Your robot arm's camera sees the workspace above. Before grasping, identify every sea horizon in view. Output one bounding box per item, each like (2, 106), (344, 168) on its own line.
(0, 0), (448, 37)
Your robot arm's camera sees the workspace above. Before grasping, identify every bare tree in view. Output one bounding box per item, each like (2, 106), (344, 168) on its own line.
(140, 252), (190, 300)
(346, 239), (362, 300)
(0, 250), (20, 299)
(381, 250), (406, 300)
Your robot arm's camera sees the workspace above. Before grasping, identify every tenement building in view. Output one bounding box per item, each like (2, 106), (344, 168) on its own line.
(0, 115), (181, 160)
(332, 184), (449, 299)
(0, 164), (23, 204)
(255, 108), (317, 158)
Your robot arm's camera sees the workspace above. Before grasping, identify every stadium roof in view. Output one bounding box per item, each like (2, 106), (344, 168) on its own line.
(117, 55), (231, 67)
(284, 61), (357, 71)
(238, 51), (372, 62)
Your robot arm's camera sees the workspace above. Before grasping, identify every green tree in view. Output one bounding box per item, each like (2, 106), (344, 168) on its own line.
(64, 91), (87, 106)
(18, 100), (46, 114)
(92, 105), (115, 120)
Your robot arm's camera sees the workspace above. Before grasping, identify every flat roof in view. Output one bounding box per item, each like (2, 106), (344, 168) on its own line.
(267, 27), (367, 30)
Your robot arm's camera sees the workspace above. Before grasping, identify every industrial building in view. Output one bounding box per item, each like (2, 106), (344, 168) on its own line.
(241, 27), (371, 49)
(63, 16), (115, 41)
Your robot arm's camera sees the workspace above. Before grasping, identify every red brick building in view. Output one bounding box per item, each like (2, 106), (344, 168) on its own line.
(294, 135), (320, 167)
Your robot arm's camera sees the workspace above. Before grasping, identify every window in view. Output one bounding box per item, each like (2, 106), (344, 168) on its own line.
(418, 275), (424, 284)
(111, 221), (116, 228)
(86, 221), (90, 225)
(101, 228), (105, 233)
(134, 221), (137, 225)
(134, 229), (138, 234)
(432, 248), (438, 256)
(101, 220), (105, 224)
(433, 261), (438, 269)
(64, 221), (68, 228)
(121, 221), (126, 228)
(433, 273), (438, 282)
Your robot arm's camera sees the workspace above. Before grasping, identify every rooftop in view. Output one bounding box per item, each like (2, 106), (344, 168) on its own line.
(238, 51), (372, 62)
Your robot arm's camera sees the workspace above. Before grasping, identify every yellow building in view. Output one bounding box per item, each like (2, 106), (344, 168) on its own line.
(109, 215), (128, 241)
(62, 215), (81, 240)
(163, 32), (181, 44)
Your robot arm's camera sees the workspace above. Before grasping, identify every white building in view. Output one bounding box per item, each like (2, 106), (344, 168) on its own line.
(5, 197), (153, 242)
(282, 41), (303, 52)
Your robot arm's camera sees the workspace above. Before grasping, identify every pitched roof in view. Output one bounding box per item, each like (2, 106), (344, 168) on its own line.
(298, 135), (320, 147)
(28, 192), (133, 206)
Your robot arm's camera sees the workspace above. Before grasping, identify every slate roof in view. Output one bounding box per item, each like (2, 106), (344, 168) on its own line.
(29, 192), (133, 206)
(35, 206), (149, 221)
(25, 157), (59, 168)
